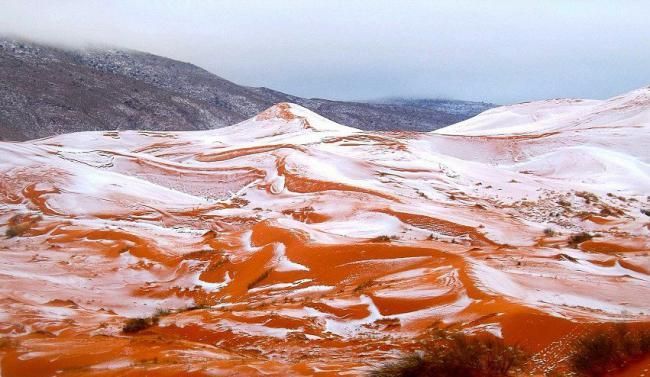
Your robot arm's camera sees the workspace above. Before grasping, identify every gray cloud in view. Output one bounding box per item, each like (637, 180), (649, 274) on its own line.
(1, 0), (649, 104)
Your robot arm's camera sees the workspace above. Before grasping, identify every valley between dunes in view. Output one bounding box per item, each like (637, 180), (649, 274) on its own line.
(1, 89), (649, 376)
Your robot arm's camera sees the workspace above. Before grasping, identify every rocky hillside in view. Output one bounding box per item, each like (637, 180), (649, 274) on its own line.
(0, 38), (494, 141)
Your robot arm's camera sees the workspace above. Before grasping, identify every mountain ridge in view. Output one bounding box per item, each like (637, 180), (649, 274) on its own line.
(0, 37), (495, 141)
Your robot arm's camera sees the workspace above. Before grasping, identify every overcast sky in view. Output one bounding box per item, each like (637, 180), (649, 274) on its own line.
(1, 0), (649, 104)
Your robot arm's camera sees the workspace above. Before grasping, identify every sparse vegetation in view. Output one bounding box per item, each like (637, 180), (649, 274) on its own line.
(558, 198), (571, 208)
(576, 191), (598, 204)
(370, 330), (526, 377)
(122, 306), (188, 334)
(4, 214), (42, 238)
(568, 232), (593, 248)
(153, 308), (171, 317)
(354, 280), (374, 292)
(5, 224), (23, 238)
(247, 268), (271, 290)
(5, 221), (30, 238)
(369, 235), (394, 243)
(570, 325), (650, 376)
(543, 228), (557, 237)
(183, 304), (210, 311)
(557, 253), (579, 263)
(122, 316), (159, 334)
(598, 205), (624, 217)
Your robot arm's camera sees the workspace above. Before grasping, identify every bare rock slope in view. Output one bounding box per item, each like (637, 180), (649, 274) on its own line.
(0, 38), (494, 141)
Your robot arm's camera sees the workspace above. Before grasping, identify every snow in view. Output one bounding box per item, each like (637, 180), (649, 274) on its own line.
(471, 262), (649, 318)
(91, 359), (133, 370)
(436, 87), (650, 141)
(199, 103), (359, 147)
(308, 212), (403, 239)
(274, 103), (359, 133)
(306, 295), (383, 337)
(288, 285), (335, 296)
(2, 86), (650, 371)
(428, 88), (650, 197)
(511, 146), (650, 191)
(273, 243), (310, 272)
(218, 319), (293, 338)
(435, 98), (600, 136)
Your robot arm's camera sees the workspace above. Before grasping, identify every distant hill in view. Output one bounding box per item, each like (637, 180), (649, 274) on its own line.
(0, 38), (495, 141)
(372, 97), (495, 116)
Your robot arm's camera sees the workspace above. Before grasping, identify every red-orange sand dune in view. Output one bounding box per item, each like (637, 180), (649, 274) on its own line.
(1, 96), (649, 376)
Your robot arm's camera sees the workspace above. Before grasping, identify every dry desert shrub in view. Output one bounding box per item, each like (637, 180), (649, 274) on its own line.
(543, 228), (557, 237)
(567, 232), (593, 248)
(571, 325), (650, 376)
(369, 330), (526, 377)
(122, 317), (159, 334)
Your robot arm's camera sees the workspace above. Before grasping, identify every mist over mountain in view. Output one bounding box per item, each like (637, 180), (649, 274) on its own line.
(0, 38), (494, 141)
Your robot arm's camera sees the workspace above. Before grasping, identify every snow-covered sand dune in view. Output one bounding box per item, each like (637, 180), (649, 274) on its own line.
(1, 91), (649, 375)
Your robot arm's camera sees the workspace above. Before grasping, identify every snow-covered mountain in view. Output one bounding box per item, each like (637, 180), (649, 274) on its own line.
(0, 37), (495, 141)
(0, 88), (648, 375)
